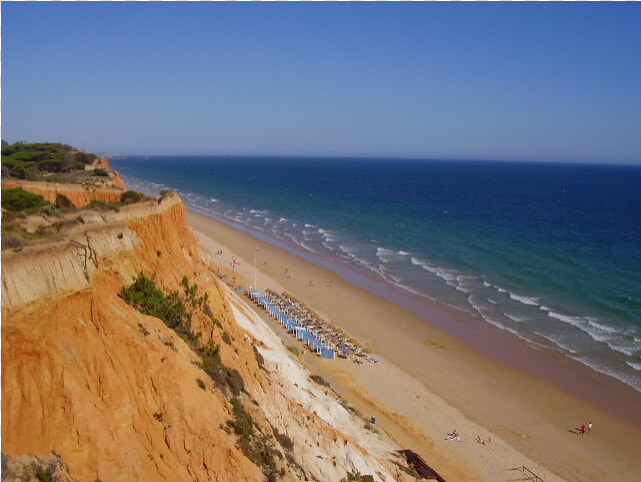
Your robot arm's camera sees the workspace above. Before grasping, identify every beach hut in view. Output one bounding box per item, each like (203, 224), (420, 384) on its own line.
(320, 348), (335, 359)
(308, 337), (324, 354)
(293, 326), (307, 341)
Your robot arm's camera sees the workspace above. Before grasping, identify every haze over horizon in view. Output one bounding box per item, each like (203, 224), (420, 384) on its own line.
(2, 2), (641, 164)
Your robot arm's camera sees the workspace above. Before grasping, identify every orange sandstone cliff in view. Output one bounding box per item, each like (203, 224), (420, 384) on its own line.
(2, 190), (411, 481)
(2, 157), (127, 207)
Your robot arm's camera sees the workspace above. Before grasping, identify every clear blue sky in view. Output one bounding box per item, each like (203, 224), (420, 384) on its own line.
(2, 2), (640, 163)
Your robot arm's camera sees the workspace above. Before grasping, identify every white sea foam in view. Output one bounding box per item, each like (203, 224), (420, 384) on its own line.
(410, 257), (458, 283)
(376, 247), (408, 265)
(376, 247), (395, 259)
(305, 224), (317, 228)
(409, 257), (425, 267)
(467, 294), (492, 317)
(249, 209), (269, 217)
(474, 313), (523, 339)
(626, 361), (641, 372)
(398, 250), (410, 256)
(546, 311), (638, 356)
(338, 244), (359, 257)
(454, 275), (476, 294)
(508, 292), (540, 307)
(605, 341), (639, 357)
(318, 228), (338, 244)
(210, 198), (219, 202)
(342, 250), (378, 272)
(531, 330), (579, 354)
(587, 319), (618, 334)
(570, 356), (641, 392)
(483, 281), (508, 294)
(504, 312), (530, 323)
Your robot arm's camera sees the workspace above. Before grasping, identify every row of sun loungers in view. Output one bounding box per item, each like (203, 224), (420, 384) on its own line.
(247, 289), (381, 364)
(247, 289), (336, 358)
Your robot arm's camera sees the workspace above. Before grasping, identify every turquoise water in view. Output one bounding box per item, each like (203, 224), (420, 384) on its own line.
(110, 156), (641, 390)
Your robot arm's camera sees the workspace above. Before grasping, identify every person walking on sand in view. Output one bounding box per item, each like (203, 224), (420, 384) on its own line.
(588, 421), (592, 434)
(581, 424), (586, 435)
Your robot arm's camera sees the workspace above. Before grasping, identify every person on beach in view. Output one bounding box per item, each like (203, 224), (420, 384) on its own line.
(446, 429), (461, 441)
(581, 424), (586, 435)
(588, 421), (592, 434)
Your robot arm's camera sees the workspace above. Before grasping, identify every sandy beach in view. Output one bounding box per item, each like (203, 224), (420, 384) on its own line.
(187, 209), (641, 481)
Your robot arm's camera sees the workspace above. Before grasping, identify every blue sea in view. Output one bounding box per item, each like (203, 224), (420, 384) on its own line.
(110, 156), (641, 391)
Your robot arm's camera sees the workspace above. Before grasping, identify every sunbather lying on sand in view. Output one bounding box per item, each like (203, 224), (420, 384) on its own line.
(445, 430), (461, 441)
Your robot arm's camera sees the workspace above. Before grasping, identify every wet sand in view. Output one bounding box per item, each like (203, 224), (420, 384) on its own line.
(187, 208), (641, 481)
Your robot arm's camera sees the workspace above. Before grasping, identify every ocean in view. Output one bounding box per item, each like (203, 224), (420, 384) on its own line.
(110, 156), (641, 391)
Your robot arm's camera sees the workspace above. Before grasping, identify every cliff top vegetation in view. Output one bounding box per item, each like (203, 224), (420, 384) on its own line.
(1, 140), (100, 183)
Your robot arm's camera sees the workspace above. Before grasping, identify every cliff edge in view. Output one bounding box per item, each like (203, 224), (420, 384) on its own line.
(1, 188), (413, 481)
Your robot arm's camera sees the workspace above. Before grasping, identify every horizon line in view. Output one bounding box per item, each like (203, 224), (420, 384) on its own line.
(102, 152), (641, 166)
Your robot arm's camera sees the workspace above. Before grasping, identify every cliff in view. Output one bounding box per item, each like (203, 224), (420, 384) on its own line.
(1, 190), (411, 481)
(2, 157), (127, 207)
(1, 179), (124, 207)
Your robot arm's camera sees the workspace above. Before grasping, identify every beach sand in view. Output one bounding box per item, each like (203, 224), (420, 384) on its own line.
(187, 209), (641, 481)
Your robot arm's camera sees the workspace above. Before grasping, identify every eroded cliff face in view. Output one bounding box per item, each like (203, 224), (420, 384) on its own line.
(2, 157), (127, 207)
(1, 180), (124, 207)
(2, 192), (409, 481)
(2, 194), (262, 481)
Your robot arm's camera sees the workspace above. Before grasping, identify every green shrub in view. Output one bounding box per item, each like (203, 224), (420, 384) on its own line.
(226, 398), (278, 479)
(120, 190), (144, 205)
(123, 274), (246, 397)
(196, 378), (206, 390)
(1, 231), (25, 249)
(55, 193), (74, 209)
(121, 273), (189, 330)
(227, 398), (253, 439)
(286, 345), (299, 357)
(202, 340), (220, 357)
(274, 429), (294, 451)
(1, 142), (93, 177)
(342, 471), (375, 482)
(34, 466), (55, 482)
(88, 199), (119, 211)
(40, 204), (61, 217)
(93, 168), (109, 177)
(309, 374), (330, 388)
(225, 368), (245, 396)
(222, 331), (232, 345)
(1, 188), (48, 212)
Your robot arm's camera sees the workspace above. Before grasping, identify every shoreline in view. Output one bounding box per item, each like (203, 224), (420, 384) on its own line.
(186, 206), (641, 426)
(186, 207), (641, 480)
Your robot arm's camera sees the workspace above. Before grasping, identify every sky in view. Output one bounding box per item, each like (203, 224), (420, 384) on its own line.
(2, 2), (641, 163)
